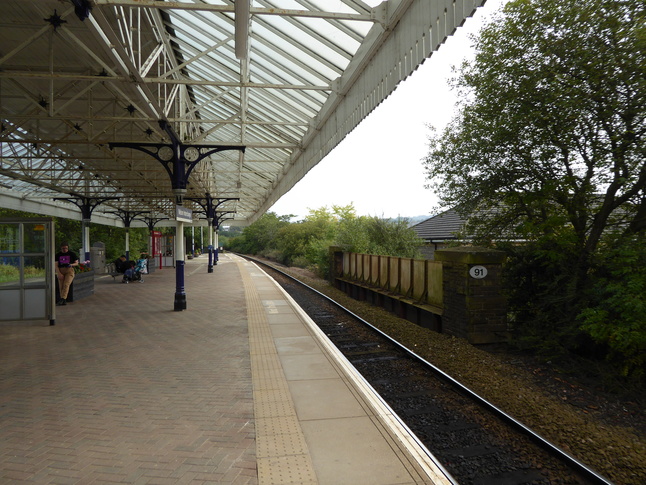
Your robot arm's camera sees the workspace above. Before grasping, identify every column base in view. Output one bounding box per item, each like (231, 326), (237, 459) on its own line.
(174, 293), (187, 311)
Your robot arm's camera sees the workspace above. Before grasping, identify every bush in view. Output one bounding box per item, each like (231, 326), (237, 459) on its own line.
(579, 234), (646, 383)
(497, 234), (592, 359)
(305, 238), (336, 278)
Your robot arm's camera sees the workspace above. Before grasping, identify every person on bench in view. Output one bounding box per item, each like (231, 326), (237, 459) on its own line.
(55, 242), (79, 306)
(114, 255), (129, 274)
(122, 261), (143, 283)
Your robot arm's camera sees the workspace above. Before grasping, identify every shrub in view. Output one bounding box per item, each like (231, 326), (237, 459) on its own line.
(579, 234), (646, 383)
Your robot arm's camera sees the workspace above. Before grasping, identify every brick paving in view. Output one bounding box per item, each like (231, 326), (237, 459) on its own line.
(0, 257), (257, 484)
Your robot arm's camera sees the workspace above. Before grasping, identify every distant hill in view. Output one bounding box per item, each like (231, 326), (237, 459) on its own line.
(406, 215), (431, 225)
(385, 215), (431, 226)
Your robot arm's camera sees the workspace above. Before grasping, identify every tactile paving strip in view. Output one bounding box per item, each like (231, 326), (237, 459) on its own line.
(238, 259), (319, 485)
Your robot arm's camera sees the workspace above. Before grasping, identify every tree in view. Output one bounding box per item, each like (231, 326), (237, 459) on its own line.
(425, 0), (645, 285)
(423, 0), (645, 362)
(276, 206), (339, 267)
(336, 215), (423, 259)
(226, 204), (423, 276)
(226, 212), (291, 255)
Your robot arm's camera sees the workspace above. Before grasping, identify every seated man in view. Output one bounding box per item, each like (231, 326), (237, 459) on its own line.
(114, 255), (129, 273)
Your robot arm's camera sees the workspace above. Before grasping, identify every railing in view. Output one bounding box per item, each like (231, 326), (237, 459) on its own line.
(340, 252), (443, 312)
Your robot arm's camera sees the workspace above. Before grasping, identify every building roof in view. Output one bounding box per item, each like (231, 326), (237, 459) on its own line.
(411, 208), (466, 241)
(0, 0), (485, 227)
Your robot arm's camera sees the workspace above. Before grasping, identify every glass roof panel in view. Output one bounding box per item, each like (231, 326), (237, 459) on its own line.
(1, 0), (486, 224)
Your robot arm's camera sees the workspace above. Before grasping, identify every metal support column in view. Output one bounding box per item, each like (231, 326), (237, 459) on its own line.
(82, 219), (90, 262)
(54, 195), (119, 267)
(191, 226), (195, 258)
(207, 220), (214, 272)
(213, 211), (234, 264)
(110, 126), (244, 310)
(174, 218), (186, 311)
(113, 210), (149, 261)
(185, 194), (239, 272)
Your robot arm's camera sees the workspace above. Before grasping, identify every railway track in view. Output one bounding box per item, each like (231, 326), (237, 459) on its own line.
(244, 256), (614, 485)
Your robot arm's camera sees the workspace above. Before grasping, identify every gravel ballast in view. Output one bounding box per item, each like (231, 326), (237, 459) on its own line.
(268, 262), (645, 485)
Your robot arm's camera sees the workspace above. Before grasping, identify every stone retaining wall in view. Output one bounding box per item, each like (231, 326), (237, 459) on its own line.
(332, 246), (508, 345)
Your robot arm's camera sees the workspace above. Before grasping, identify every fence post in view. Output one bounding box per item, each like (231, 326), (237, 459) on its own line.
(435, 246), (508, 345)
(329, 246), (343, 283)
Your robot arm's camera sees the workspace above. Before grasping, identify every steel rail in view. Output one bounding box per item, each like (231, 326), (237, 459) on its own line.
(243, 255), (615, 485)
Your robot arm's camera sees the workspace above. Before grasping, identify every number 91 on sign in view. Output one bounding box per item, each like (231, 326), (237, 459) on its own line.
(469, 265), (488, 279)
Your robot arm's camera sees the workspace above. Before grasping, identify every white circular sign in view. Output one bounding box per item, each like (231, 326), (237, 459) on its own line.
(469, 265), (488, 279)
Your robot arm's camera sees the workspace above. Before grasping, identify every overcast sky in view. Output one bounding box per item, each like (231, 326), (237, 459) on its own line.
(269, 0), (504, 221)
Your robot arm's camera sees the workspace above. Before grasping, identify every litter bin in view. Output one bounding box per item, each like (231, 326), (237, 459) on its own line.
(90, 242), (106, 274)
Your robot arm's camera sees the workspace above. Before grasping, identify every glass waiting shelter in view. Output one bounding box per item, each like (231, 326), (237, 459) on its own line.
(0, 218), (56, 325)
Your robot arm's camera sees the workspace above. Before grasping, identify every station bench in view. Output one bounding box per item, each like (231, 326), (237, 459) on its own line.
(104, 262), (146, 283)
(104, 263), (125, 282)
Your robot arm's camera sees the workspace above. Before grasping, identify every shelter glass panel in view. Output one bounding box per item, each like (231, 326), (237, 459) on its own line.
(0, 223), (19, 253)
(24, 223), (47, 253)
(0, 289), (20, 320)
(24, 256), (47, 287)
(0, 256), (20, 286)
(24, 289), (46, 319)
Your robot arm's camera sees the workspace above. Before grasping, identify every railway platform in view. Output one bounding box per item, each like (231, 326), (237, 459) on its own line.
(0, 253), (452, 485)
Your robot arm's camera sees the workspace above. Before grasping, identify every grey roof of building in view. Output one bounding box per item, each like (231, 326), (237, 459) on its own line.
(411, 208), (467, 241)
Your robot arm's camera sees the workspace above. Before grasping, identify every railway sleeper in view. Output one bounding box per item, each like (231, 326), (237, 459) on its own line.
(388, 390), (436, 399)
(428, 422), (479, 433)
(442, 444), (501, 459)
(472, 468), (548, 485)
(336, 341), (381, 350)
(347, 354), (402, 364)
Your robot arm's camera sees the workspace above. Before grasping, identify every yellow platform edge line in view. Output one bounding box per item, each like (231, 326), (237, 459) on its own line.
(236, 257), (319, 485)
(246, 260), (455, 485)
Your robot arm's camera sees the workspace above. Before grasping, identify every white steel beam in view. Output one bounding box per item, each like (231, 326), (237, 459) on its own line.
(92, 1), (376, 22)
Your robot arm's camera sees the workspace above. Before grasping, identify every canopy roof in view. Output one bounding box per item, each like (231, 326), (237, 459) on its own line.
(0, 0), (484, 227)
